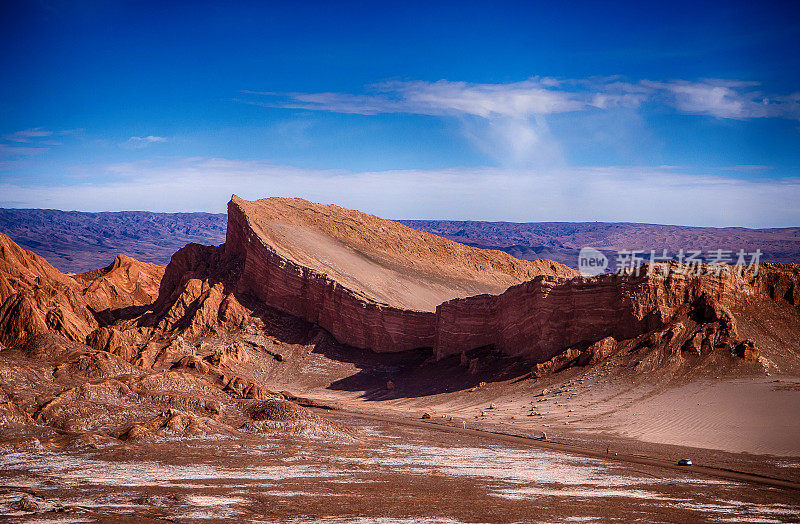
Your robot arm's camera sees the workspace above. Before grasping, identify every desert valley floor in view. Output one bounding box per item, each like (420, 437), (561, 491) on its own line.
(3, 412), (800, 523)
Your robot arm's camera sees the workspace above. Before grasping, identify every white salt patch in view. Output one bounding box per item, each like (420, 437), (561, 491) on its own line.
(259, 490), (345, 497)
(676, 478), (736, 486)
(62, 499), (145, 509)
(658, 499), (799, 522)
(358, 425), (401, 439)
(285, 518), (464, 524)
(336, 443), (653, 488)
(20, 519), (93, 524)
(714, 500), (798, 515)
(0, 452), (348, 488)
(715, 519), (782, 524)
(491, 486), (684, 501)
(179, 508), (242, 520)
(186, 495), (248, 506)
(0, 479), (43, 489)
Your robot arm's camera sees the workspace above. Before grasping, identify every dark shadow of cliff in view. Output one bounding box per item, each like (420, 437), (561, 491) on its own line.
(232, 292), (534, 399)
(90, 303), (155, 327)
(324, 345), (534, 400)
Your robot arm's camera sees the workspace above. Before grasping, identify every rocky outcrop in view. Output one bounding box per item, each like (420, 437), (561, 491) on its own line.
(0, 232), (98, 346)
(751, 263), (800, 306)
(161, 195), (576, 353)
(530, 336), (620, 377)
(2, 197), (800, 458)
(3, 198), (799, 373)
(734, 339), (760, 361)
(0, 232), (164, 348)
(434, 272), (667, 361)
(92, 198), (800, 365)
(434, 263), (800, 363)
(138, 243), (249, 337)
(76, 254), (164, 312)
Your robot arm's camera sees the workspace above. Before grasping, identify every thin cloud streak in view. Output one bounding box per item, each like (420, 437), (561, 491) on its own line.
(124, 135), (168, 149)
(245, 78), (800, 121)
(2, 128), (54, 143)
(1, 158), (798, 228)
(0, 144), (47, 156)
(0, 127), (76, 160)
(643, 79), (800, 120)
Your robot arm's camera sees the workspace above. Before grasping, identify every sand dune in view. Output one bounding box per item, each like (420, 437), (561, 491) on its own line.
(600, 377), (800, 456)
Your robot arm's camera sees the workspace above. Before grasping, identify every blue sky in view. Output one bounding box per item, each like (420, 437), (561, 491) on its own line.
(1, 0), (799, 226)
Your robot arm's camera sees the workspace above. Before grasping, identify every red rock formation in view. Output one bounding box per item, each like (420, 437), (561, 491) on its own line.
(76, 254), (164, 312)
(2, 198), (799, 373)
(0, 232), (97, 346)
(218, 196), (575, 352)
(0, 232), (163, 348)
(90, 197), (799, 366)
(434, 263), (800, 363)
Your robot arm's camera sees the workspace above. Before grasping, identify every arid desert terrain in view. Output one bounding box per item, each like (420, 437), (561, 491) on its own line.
(1, 196), (799, 522)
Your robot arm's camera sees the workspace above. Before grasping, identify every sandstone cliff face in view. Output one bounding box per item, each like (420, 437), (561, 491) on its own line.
(752, 263), (799, 306)
(217, 196), (575, 352)
(224, 205), (433, 352)
(434, 263), (800, 363)
(125, 197), (800, 363)
(435, 271), (688, 361)
(226, 196), (575, 310)
(2, 198), (799, 372)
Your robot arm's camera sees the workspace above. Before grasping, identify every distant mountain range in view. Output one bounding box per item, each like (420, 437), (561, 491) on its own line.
(401, 220), (800, 269)
(1, 208), (798, 273)
(0, 208), (227, 273)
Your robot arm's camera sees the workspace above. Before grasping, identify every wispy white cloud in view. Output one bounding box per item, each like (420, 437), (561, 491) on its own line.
(124, 135), (167, 149)
(1, 128), (56, 162)
(643, 79), (800, 119)
(0, 128), (75, 161)
(2, 128), (54, 143)
(1, 157), (797, 227)
(245, 78), (610, 117)
(245, 78), (800, 121)
(0, 144), (47, 156)
(242, 78), (799, 167)
(461, 114), (565, 167)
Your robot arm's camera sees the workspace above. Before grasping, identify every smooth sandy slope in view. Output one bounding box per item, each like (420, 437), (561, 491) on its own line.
(594, 377), (800, 456)
(233, 196), (574, 311)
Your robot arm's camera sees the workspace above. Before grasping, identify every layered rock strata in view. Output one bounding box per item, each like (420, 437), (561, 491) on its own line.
(215, 196), (575, 352)
(435, 263), (799, 362)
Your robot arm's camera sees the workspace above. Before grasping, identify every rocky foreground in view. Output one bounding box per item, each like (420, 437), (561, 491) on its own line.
(0, 195), (799, 455)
